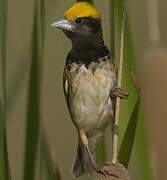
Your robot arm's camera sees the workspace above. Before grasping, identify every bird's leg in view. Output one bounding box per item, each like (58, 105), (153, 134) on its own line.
(79, 129), (116, 178)
(79, 128), (95, 166)
(111, 87), (129, 99)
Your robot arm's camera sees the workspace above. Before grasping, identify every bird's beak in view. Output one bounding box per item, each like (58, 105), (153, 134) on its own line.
(51, 19), (74, 32)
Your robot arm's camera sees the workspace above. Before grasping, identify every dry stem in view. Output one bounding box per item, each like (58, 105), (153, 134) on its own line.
(112, 0), (127, 164)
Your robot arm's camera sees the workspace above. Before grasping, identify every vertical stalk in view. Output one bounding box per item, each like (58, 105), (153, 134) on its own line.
(112, 0), (127, 164)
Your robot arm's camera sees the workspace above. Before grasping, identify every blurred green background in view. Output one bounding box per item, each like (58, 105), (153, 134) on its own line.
(0, 0), (167, 180)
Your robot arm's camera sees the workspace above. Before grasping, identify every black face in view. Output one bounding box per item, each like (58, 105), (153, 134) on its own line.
(64, 17), (102, 39)
(64, 17), (108, 64)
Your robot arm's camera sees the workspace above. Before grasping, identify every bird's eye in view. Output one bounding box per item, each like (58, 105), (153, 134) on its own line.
(75, 18), (82, 23)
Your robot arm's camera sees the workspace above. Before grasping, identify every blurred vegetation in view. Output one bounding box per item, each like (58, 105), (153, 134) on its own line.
(0, 0), (11, 179)
(23, 1), (41, 180)
(0, 0), (166, 179)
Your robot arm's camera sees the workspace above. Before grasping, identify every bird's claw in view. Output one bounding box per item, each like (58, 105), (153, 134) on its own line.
(94, 164), (119, 178)
(111, 87), (129, 99)
(94, 164), (108, 179)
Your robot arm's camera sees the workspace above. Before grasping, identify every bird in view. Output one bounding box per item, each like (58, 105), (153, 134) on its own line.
(52, 2), (128, 178)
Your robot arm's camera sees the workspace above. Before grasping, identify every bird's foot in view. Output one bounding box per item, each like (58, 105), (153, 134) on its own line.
(94, 162), (130, 180)
(111, 87), (129, 99)
(93, 163), (119, 178)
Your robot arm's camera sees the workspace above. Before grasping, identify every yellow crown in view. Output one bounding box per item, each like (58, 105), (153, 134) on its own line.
(64, 2), (101, 21)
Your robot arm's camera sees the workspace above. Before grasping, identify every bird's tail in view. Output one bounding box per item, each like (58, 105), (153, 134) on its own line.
(71, 142), (96, 177)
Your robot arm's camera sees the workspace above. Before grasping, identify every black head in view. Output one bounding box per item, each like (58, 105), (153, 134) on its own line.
(52, 2), (109, 64)
(63, 17), (102, 40)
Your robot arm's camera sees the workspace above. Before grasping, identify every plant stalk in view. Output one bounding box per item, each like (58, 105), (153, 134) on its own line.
(112, 0), (127, 164)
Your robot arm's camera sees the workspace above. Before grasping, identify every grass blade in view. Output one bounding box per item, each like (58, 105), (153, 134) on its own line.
(118, 96), (140, 167)
(23, 2), (42, 179)
(0, 0), (11, 179)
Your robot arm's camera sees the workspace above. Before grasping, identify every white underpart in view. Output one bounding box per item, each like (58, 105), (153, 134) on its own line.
(68, 60), (116, 138)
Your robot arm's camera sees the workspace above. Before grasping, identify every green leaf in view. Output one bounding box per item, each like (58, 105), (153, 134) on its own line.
(23, 2), (42, 180)
(118, 96), (140, 167)
(0, 0), (11, 179)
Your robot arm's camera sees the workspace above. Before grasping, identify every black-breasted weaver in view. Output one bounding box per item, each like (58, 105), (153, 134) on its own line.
(52, 2), (128, 177)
